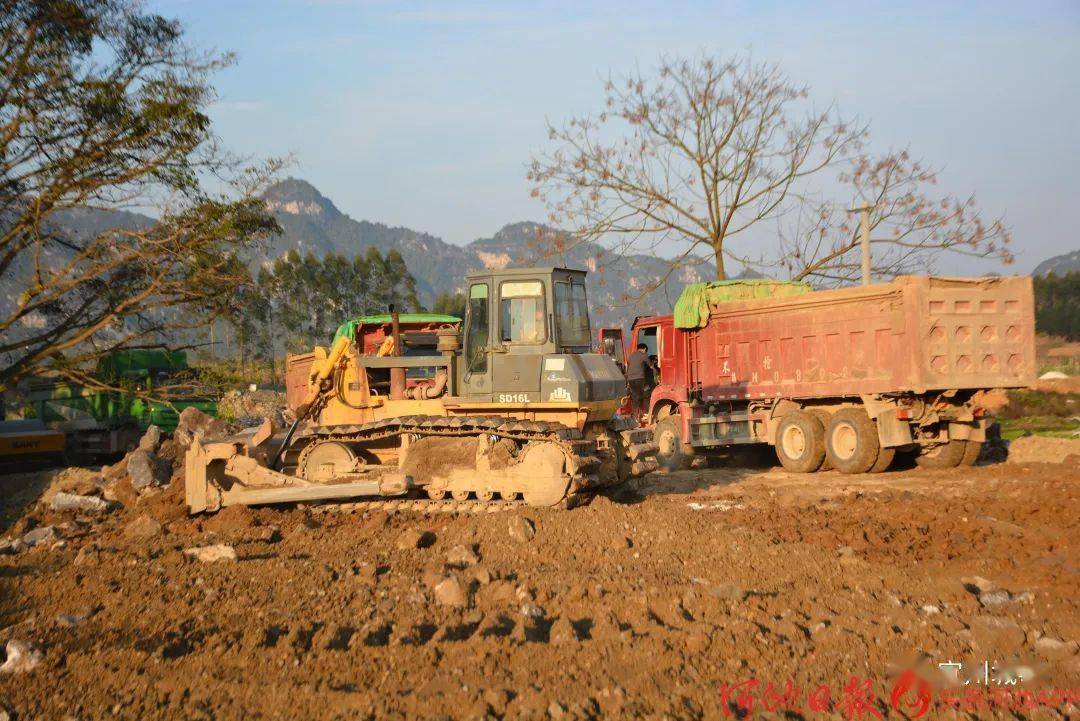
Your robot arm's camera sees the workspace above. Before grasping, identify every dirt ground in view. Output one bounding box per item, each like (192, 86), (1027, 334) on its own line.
(0, 454), (1077, 720)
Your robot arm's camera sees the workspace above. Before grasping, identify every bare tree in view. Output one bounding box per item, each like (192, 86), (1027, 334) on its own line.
(0, 0), (280, 394)
(772, 150), (1013, 284)
(528, 54), (865, 288)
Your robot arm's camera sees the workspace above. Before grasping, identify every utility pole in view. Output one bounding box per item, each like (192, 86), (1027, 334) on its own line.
(848, 203), (873, 286)
(859, 204), (871, 286)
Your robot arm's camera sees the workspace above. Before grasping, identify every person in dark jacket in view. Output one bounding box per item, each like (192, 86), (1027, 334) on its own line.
(625, 343), (656, 417)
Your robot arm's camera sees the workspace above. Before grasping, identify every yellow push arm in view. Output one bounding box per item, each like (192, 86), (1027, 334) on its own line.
(311, 335), (351, 385)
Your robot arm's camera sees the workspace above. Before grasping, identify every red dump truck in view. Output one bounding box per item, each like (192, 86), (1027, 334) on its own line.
(629, 276), (1036, 473)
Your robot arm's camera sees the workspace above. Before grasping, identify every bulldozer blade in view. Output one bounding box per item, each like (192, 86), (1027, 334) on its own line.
(220, 480), (387, 507)
(185, 437), (410, 513)
(185, 438), (230, 514)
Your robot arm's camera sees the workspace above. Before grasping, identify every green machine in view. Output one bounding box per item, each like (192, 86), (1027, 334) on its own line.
(28, 349), (217, 457)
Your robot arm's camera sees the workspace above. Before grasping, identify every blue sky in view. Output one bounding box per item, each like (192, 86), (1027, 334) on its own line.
(159, 0), (1080, 273)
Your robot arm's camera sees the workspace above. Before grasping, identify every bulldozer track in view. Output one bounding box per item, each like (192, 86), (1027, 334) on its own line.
(314, 498), (528, 515)
(287, 414), (597, 472)
(279, 414), (641, 508)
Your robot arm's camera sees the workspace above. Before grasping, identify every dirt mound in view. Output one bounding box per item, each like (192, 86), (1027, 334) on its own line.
(1007, 435), (1080, 465)
(0, 459), (1076, 719)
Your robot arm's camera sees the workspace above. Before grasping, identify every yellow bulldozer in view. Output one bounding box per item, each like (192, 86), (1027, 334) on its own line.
(185, 267), (658, 513)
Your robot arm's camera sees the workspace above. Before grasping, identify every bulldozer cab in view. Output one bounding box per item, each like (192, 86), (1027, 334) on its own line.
(457, 267), (615, 403)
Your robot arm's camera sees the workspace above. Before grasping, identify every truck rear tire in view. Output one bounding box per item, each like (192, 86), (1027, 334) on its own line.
(808, 409), (834, 471)
(653, 416), (693, 472)
(960, 440), (982, 466)
(775, 411), (826, 473)
(825, 408), (880, 474)
(916, 439), (966, 469)
(868, 446), (896, 473)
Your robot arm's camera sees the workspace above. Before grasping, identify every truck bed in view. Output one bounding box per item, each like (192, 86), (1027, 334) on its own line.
(686, 275), (1035, 401)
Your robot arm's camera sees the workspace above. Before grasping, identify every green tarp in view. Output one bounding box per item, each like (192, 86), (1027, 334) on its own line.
(333, 313), (460, 343)
(31, 350), (213, 432)
(673, 279), (812, 329)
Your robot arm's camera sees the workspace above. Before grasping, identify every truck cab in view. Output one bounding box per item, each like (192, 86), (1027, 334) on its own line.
(629, 315), (687, 421)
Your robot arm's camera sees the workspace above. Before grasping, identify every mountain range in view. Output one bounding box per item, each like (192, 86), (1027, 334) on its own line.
(1032, 249), (1080, 276)
(10, 177), (1077, 334)
(260, 178), (717, 327)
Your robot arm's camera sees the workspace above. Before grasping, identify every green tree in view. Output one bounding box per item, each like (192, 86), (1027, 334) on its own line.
(432, 292), (466, 318)
(0, 0), (280, 393)
(243, 248), (424, 355)
(1035, 272), (1080, 340)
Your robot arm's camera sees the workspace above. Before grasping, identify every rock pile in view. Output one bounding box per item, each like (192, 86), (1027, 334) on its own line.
(0, 407), (235, 556)
(217, 389), (292, 428)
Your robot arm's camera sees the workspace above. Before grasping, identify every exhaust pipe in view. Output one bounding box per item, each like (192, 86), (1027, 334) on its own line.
(406, 371), (448, 400)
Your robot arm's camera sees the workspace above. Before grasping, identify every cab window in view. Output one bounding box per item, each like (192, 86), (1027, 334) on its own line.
(499, 281), (546, 344)
(554, 281), (590, 347)
(465, 283), (489, 372)
(638, 326), (658, 357)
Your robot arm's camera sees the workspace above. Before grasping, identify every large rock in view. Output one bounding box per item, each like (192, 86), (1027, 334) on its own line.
(125, 514), (164, 539)
(49, 492), (110, 514)
(446, 544), (480, 567)
(52, 467), (103, 496)
(1034, 636), (1077, 660)
(137, 425), (162, 453)
(183, 544), (237, 563)
(433, 577), (467, 607)
(508, 516), (536, 543)
(126, 449), (170, 490)
(0, 640), (41, 673)
(396, 528), (435, 550)
(174, 407), (230, 448)
(21, 526), (57, 548)
(970, 615), (1026, 652)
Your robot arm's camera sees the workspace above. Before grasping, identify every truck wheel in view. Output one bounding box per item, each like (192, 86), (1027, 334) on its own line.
(653, 416), (693, 472)
(808, 409), (834, 471)
(825, 408), (880, 474)
(960, 440), (982, 466)
(774, 411), (826, 473)
(868, 446), (896, 473)
(916, 440), (966, 469)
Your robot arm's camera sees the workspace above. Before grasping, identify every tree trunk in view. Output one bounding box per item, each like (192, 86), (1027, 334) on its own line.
(713, 245), (727, 281)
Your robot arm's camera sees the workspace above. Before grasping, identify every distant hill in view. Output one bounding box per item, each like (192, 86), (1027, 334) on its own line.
(6, 178), (737, 334)
(261, 178), (477, 303)
(260, 178), (720, 327)
(0, 206), (157, 352)
(1033, 250), (1080, 276)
